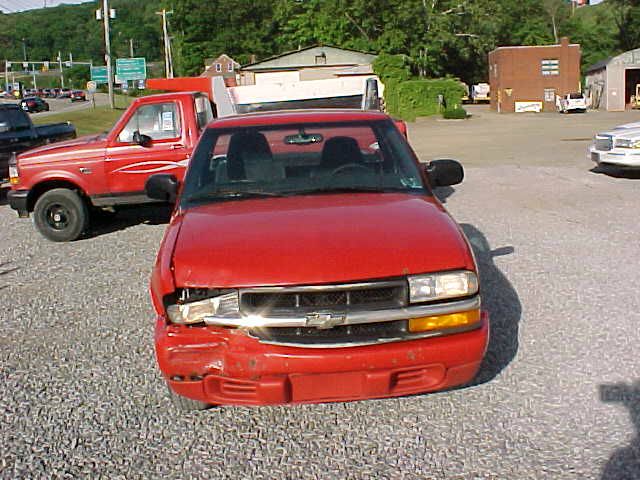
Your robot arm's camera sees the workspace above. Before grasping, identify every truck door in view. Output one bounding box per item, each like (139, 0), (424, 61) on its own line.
(105, 101), (189, 197)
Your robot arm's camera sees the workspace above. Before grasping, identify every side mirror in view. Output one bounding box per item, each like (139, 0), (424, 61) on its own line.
(426, 159), (464, 187)
(133, 130), (153, 147)
(145, 174), (179, 203)
(0, 122), (9, 133)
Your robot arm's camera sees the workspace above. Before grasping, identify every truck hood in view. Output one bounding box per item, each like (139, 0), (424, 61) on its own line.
(18, 133), (107, 164)
(171, 193), (474, 288)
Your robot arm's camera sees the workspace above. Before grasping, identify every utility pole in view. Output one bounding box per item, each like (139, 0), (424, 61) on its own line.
(156, 9), (174, 78)
(58, 51), (64, 88)
(21, 38), (27, 62)
(100, 0), (114, 109)
(129, 38), (134, 58)
(4, 60), (8, 91)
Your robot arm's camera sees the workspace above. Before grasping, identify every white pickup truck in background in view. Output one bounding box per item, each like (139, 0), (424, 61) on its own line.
(470, 83), (490, 103)
(556, 93), (588, 113)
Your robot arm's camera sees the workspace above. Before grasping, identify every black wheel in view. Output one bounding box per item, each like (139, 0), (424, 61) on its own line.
(33, 188), (89, 242)
(167, 384), (210, 411)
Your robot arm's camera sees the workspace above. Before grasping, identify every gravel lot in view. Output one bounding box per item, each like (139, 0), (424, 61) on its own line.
(1, 105), (639, 479)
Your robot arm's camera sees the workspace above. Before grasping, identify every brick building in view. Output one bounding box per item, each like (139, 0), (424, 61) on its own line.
(201, 54), (240, 80)
(488, 38), (581, 113)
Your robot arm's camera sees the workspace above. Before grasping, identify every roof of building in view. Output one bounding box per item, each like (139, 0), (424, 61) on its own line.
(241, 45), (377, 71)
(586, 57), (612, 73)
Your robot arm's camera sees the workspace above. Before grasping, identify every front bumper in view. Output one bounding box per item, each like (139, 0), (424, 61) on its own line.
(590, 146), (640, 168)
(7, 189), (30, 217)
(156, 311), (489, 405)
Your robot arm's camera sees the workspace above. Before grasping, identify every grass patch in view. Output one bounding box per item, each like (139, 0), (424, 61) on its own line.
(32, 96), (133, 137)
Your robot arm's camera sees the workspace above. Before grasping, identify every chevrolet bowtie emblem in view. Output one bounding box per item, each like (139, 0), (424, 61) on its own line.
(305, 313), (345, 329)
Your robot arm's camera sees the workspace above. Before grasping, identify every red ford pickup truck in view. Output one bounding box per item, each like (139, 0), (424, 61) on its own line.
(8, 91), (214, 241)
(145, 109), (488, 409)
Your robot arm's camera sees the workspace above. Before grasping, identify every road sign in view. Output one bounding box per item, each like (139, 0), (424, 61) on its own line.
(115, 57), (146, 81)
(91, 66), (109, 84)
(87, 81), (97, 93)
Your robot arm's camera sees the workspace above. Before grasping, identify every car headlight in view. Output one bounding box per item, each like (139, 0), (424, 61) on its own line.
(408, 270), (478, 303)
(166, 291), (239, 324)
(615, 139), (640, 149)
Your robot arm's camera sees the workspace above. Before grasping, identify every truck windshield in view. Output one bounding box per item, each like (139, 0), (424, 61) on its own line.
(181, 120), (427, 206)
(0, 109), (30, 131)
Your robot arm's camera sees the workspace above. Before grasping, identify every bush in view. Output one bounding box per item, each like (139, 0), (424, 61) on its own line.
(383, 78), (465, 121)
(442, 107), (468, 119)
(372, 53), (412, 84)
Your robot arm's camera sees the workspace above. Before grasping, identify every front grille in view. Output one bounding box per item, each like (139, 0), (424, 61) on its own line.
(595, 136), (613, 151)
(248, 320), (408, 346)
(240, 281), (407, 316)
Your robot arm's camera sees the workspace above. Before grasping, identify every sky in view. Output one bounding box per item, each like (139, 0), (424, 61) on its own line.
(0, 0), (90, 13)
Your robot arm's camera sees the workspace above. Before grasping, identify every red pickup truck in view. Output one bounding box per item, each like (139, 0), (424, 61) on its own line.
(8, 91), (214, 241)
(146, 109), (488, 409)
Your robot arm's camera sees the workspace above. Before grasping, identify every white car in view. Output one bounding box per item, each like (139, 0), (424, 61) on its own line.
(589, 123), (640, 168)
(556, 93), (588, 113)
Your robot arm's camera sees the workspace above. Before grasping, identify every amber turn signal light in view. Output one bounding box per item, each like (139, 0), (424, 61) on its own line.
(408, 309), (481, 333)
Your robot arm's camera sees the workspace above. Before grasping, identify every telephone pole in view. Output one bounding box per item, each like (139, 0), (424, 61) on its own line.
(100, 0), (114, 109)
(57, 51), (64, 88)
(129, 38), (134, 58)
(156, 9), (173, 78)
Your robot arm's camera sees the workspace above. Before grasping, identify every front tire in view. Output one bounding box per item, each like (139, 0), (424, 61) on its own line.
(33, 188), (89, 242)
(167, 384), (210, 411)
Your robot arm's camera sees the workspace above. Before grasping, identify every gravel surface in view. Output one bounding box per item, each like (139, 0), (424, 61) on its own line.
(1, 106), (639, 479)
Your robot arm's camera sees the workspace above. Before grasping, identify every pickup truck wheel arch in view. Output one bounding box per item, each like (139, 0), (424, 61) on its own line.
(27, 180), (91, 212)
(33, 188), (89, 242)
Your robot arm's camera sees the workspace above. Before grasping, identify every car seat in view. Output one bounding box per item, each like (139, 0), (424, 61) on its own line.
(319, 136), (364, 173)
(223, 131), (284, 182)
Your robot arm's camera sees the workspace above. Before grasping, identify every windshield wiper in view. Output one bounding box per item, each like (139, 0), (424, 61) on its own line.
(187, 190), (284, 202)
(290, 186), (416, 196)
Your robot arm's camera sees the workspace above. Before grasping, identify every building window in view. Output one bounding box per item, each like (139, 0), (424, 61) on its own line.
(314, 52), (327, 65)
(541, 59), (559, 76)
(228, 62), (234, 72)
(544, 88), (556, 102)
(215, 63), (222, 73)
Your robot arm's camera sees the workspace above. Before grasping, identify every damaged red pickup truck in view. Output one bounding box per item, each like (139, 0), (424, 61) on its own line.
(146, 109), (488, 409)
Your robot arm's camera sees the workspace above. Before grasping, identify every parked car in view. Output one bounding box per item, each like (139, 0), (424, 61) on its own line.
(145, 109), (489, 409)
(57, 88), (72, 99)
(20, 97), (49, 113)
(0, 103), (76, 180)
(589, 122), (640, 169)
(8, 91), (214, 241)
(556, 92), (588, 113)
(70, 90), (86, 102)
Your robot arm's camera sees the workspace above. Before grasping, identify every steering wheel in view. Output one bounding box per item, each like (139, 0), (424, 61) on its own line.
(328, 163), (371, 177)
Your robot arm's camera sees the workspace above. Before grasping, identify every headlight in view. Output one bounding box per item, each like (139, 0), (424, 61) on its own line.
(615, 139), (640, 149)
(408, 271), (478, 303)
(166, 291), (239, 324)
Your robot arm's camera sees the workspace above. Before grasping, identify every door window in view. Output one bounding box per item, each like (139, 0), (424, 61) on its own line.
(118, 102), (181, 143)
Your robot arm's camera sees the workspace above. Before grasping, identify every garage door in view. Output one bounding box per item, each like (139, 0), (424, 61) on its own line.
(255, 71), (300, 86)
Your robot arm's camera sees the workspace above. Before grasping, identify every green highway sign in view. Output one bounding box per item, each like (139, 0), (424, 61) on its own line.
(91, 66), (109, 84)
(115, 57), (146, 81)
